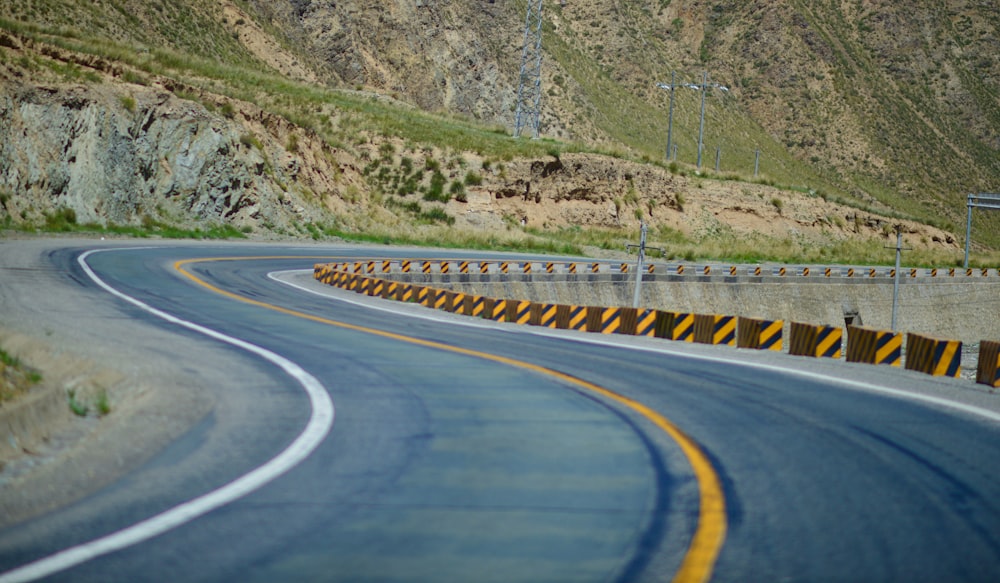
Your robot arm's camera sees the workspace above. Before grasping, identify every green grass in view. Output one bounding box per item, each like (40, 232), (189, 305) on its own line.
(67, 389), (88, 417)
(20, 211), (249, 240)
(0, 349), (42, 403)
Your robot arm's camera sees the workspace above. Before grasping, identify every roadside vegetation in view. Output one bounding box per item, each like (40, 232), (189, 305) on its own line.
(0, 345), (41, 404)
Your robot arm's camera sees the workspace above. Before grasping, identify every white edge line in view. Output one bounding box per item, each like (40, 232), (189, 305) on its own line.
(272, 269), (1000, 426)
(0, 250), (335, 583)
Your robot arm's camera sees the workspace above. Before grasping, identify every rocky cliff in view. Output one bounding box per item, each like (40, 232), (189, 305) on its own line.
(0, 79), (352, 232)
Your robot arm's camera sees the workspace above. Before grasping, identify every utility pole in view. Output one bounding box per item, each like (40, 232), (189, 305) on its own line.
(626, 223), (663, 308)
(887, 226), (910, 331)
(688, 72), (728, 168)
(514, 0), (544, 139)
(656, 71), (686, 162)
(632, 222), (647, 308)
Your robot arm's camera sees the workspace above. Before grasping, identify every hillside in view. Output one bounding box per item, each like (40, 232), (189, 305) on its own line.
(0, 0), (997, 259)
(249, 0), (999, 239)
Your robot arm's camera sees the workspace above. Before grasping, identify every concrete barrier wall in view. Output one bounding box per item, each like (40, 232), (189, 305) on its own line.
(419, 278), (998, 345)
(788, 322), (843, 359)
(905, 333), (962, 378)
(977, 341), (1000, 388)
(313, 262), (1000, 382)
(846, 326), (902, 367)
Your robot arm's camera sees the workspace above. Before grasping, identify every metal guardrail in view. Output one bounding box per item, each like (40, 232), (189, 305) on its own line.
(320, 260), (1000, 281)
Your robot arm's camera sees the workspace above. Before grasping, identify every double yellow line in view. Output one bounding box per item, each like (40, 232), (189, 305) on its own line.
(175, 256), (727, 583)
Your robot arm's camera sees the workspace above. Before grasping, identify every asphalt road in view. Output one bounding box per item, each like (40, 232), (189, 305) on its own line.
(2, 243), (1000, 582)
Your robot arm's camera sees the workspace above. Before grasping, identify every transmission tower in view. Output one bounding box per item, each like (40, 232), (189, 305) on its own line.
(514, 0), (544, 139)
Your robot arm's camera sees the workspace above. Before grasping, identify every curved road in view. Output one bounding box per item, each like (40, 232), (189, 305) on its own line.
(2, 243), (1000, 582)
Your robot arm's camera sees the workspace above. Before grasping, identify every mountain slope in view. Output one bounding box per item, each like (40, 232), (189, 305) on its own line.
(0, 0), (997, 253)
(248, 0), (998, 237)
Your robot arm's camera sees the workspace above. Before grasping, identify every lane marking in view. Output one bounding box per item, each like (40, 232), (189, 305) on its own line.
(0, 250), (335, 583)
(180, 259), (727, 583)
(277, 270), (1000, 426)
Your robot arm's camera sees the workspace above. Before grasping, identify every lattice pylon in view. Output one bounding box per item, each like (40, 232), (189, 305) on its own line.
(513, 0), (544, 139)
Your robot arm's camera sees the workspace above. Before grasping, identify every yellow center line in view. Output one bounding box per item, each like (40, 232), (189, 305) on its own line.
(175, 256), (727, 583)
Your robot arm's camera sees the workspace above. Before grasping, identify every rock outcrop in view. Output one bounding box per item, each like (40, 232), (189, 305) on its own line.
(0, 79), (355, 232)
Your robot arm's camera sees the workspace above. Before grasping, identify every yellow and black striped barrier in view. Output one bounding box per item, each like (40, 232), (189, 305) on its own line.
(652, 311), (694, 342)
(616, 308), (639, 335)
(523, 262), (533, 274)
(415, 285), (432, 307)
(557, 305), (588, 331)
(509, 300), (532, 325)
(636, 309), (657, 337)
(789, 322), (842, 358)
(400, 260), (411, 273)
(591, 262), (601, 273)
(620, 263), (629, 274)
(463, 295), (486, 318)
(694, 314), (736, 346)
(479, 261), (489, 274)
(500, 262), (510, 274)
(433, 289), (451, 311)
(607, 308), (658, 337)
(399, 283), (414, 303)
(448, 291), (467, 313)
(904, 333), (961, 378)
(846, 326), (901, 366)
(459, 261), (470, 274)
(977, 341), (1000, 388)
(737, 317), (783, 351)
(310, 261), (995, 385)
(382, 281), (398, 300)
(484, 298), (507, 321)
(568, 263), (577, 274)
(530, 303), (559, 328)
(586, 306), (622, 334)
(677, 265), (686, 275)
